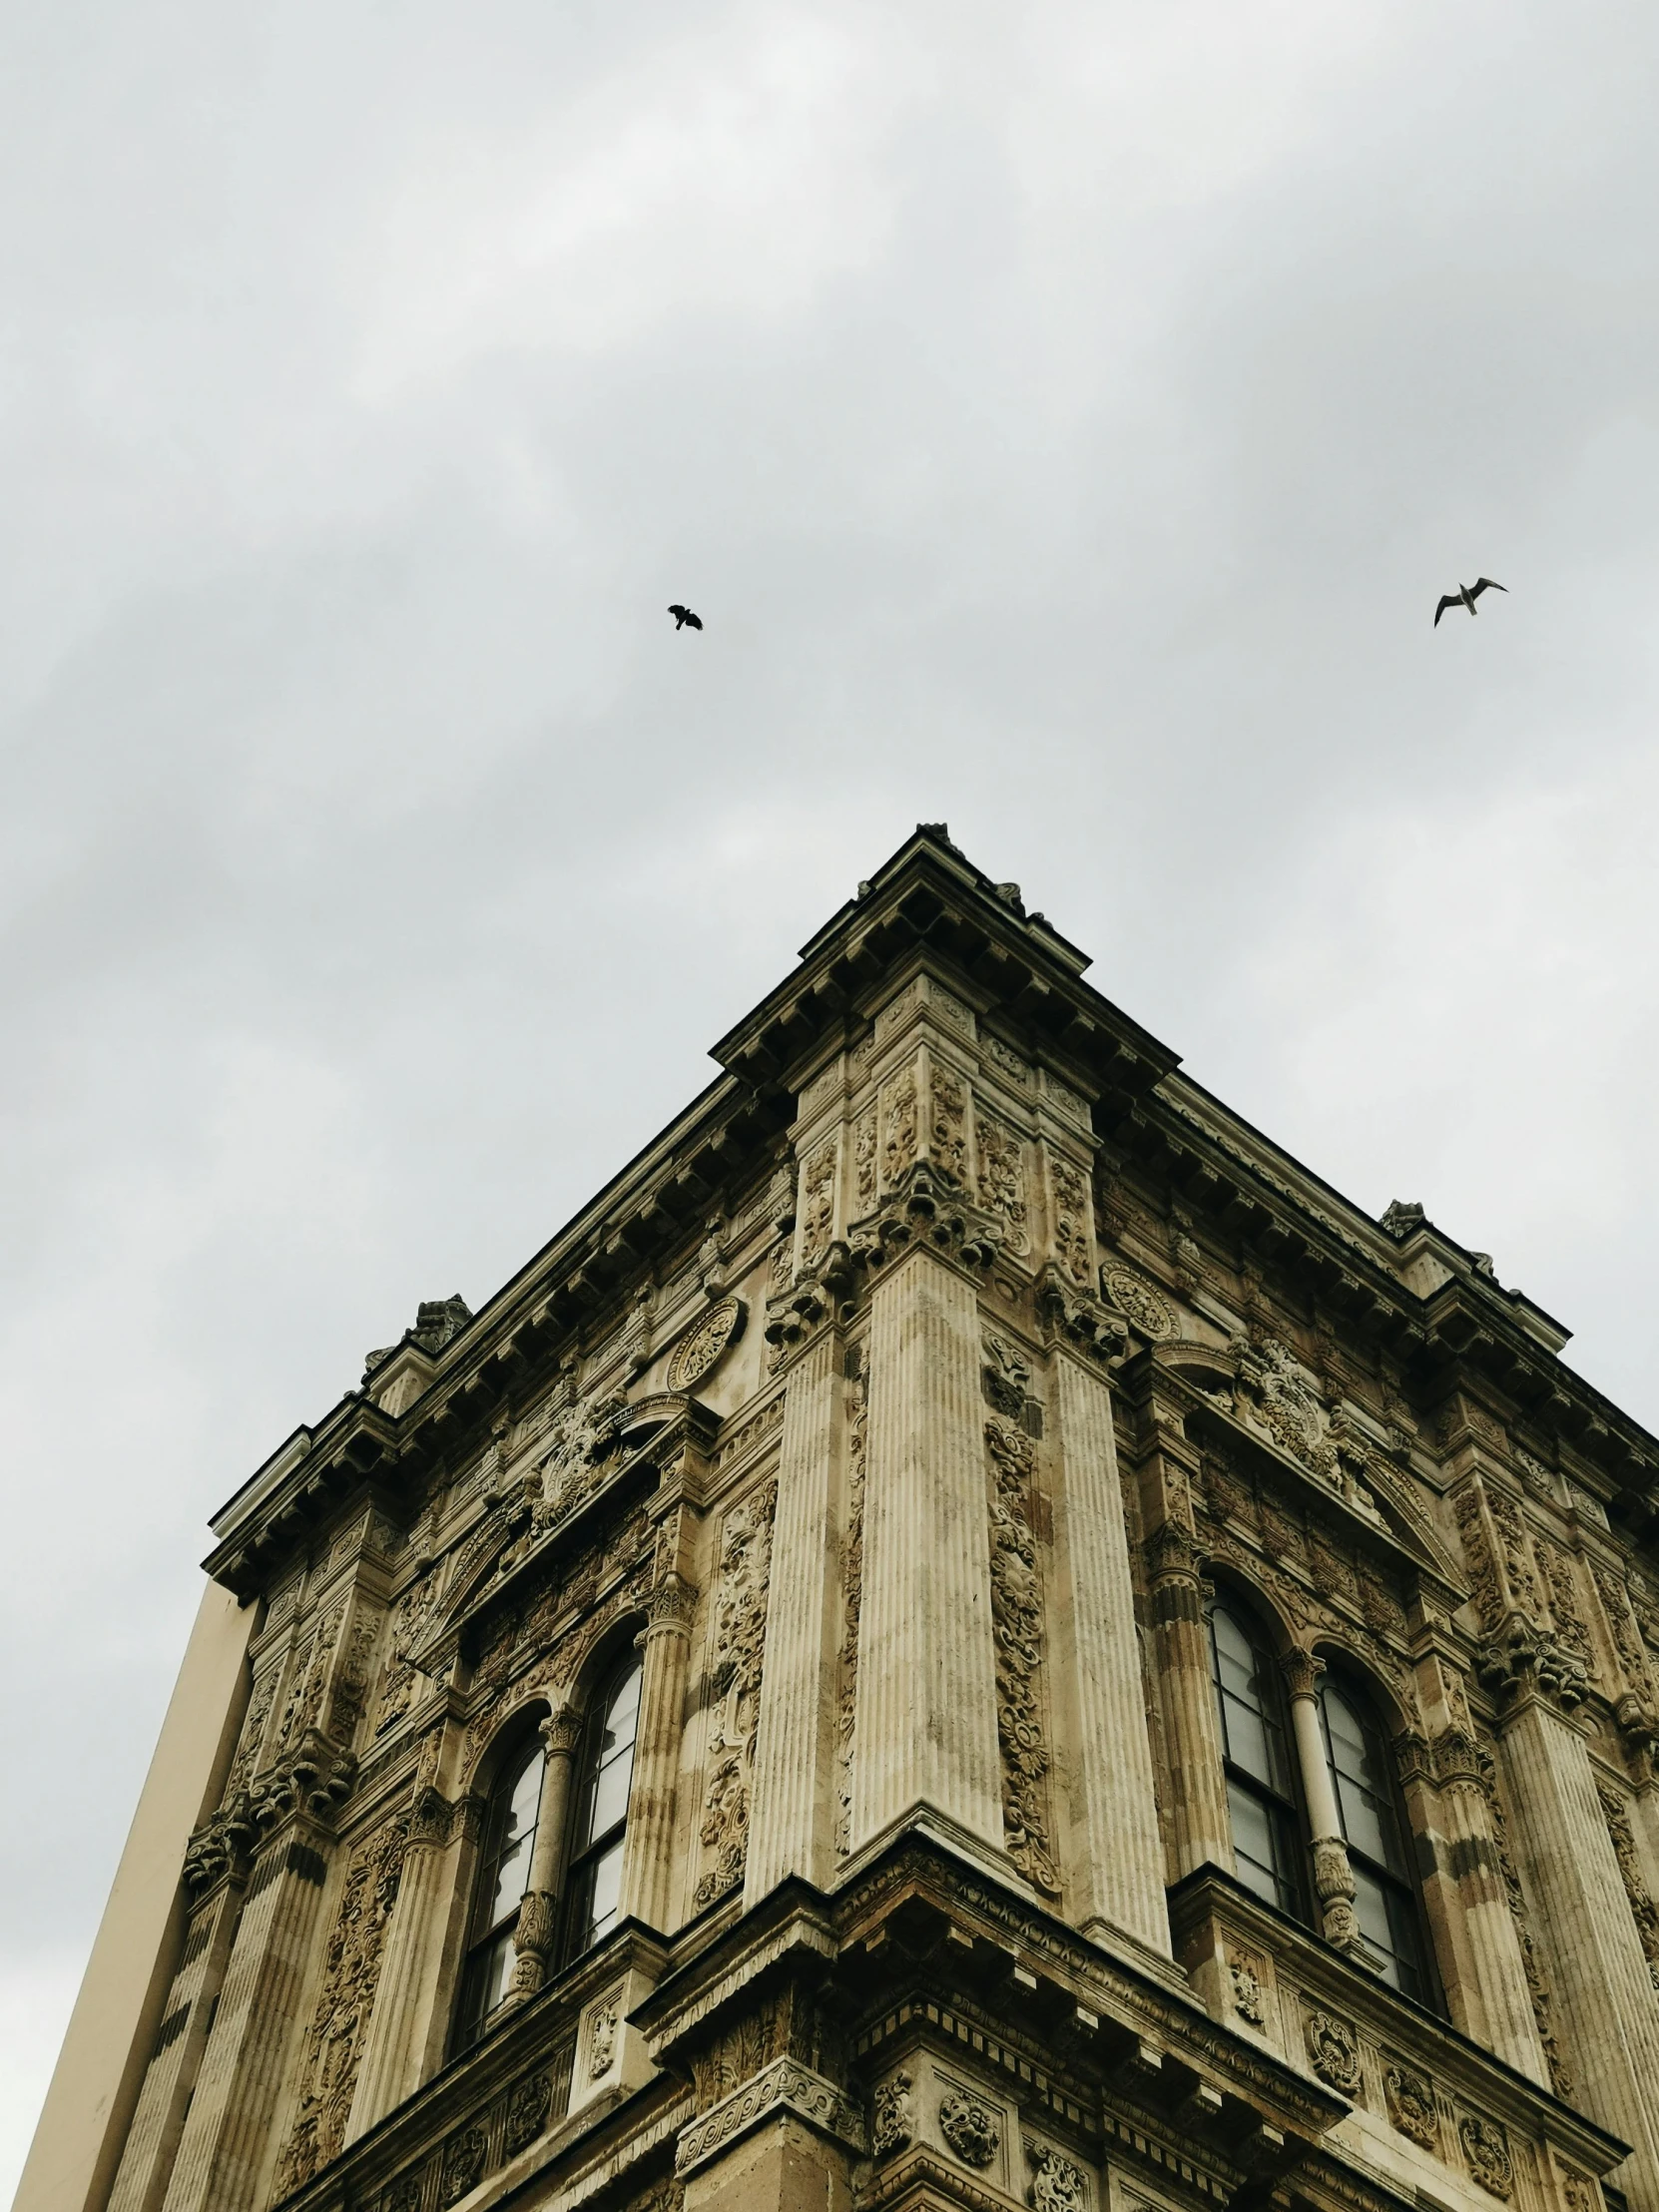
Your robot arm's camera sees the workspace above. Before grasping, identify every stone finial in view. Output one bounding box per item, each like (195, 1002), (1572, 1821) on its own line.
(1380, 1200), (1425, 1237)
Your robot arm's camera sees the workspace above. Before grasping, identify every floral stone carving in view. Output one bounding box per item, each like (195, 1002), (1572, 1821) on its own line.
(1304, 2008), (1362, 2098)
(1026, 2141), (1089, 2212)
(939, 2087), (1001, 2167)
(666, 1297), (746, 1393)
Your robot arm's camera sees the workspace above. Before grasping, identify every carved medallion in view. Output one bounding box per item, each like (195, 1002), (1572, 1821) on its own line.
(1383, 2060), (1437, 2149)
(1458, 2114), (1513, 2199)
(503, 2071), (552, 2156)
(1303, 2008), (1362, 2097)
(666, 1298), (747, 1393)
(1102, 1267), (1174, 1341)
(939, 2088), (1001, 2167)
(589, 1995), (620, 2078)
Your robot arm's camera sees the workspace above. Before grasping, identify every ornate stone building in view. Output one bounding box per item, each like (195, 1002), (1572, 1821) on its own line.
(22, 826), (1659, 2212)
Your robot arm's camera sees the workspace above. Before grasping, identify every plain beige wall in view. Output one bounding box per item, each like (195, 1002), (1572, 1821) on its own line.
(14, 1578), (256, 2212)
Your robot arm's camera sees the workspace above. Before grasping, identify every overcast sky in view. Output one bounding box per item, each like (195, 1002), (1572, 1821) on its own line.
(6, 1), (1659, 2190)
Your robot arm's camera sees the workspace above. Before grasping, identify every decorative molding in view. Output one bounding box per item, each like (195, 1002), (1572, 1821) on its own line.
(1596, 1777), (1659, 1992)
(693, 1477), (779, 1909)
(985, 1413), (1060, 1895)
(835, 1370), (867, 1857)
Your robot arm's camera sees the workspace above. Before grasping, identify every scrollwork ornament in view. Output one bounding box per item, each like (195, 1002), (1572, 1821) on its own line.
(589, 1996), (620, 2077)
(1227, 1952), (1266, 2026)
(870, 2069), (913, 2158)
(1026, 2142), (1090, 2212)
(939, 2088), (1001, 2167)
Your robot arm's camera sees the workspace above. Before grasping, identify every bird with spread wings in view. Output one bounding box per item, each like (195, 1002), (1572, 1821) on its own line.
(1434, 578), (1506, 626)
(668, 604), (703, 631)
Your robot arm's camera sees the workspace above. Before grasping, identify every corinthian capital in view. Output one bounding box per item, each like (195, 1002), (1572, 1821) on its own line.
(1280, 1648), (1326, 1702)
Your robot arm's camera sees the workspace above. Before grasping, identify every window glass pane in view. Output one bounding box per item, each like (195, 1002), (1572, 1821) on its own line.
(1227, 1783), (1282, 1903)
(455, 1928), (517, 2049)
(583, 1836), (627, 1949)
(1352, 1864), (1404, 1985)
(588, 1746), (634, 1843)
(506, 1752), (545, 1840)
(482, 1832), (533, 1931)
(1323, 1682), (1407, 1875)
(576, 1657), (642, 1849)
(1211, 1608), (1294, 1796)
(601, 1663), (642, 1754)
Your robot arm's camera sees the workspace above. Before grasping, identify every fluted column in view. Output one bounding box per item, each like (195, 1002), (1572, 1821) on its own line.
(1146, 1522), (1231, 1881)
(159, 1822), (333, 2212)
(1050, 1350), (1168, 1953)
(107, 1869), (246, 2212)
(619, 1578), (697, 1932)
(506, 1708), (584, 1998)
(746, 1330), (843, 1903)
(848, 1250), (1001, 1854)
(1499, 1690), (1659, 2212)
(1419, 1735), (1550, 2083)
(1282, 1652), (1362, 1952)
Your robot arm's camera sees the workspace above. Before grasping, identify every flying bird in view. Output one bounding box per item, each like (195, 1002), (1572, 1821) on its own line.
(1434, 578), (1506, 627)
(668, 604), (703, 631)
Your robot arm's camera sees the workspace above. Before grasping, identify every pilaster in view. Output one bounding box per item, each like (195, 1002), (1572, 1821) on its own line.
(848, 1245), (1001, 1855)
(746, 1328), (845, 1902)
(106, 1868), (248, 2212)
(1498, 1683), (1659, 2211)
(1047, 1342), (1169, 1953)
(1417, 1729), (1552, 2085)
(158, 1814), (337, 2212)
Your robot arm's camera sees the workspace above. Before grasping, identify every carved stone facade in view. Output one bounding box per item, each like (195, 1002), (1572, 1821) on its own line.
(26, 829), (1659, 2212)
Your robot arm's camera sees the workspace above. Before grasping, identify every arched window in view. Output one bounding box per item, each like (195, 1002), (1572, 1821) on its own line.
(1209, 1600), (1308, 1923)
(1319, 1671), (1433, 2003)
(453, 1736), (546, 2051)
(562, 1651), (643, 1961)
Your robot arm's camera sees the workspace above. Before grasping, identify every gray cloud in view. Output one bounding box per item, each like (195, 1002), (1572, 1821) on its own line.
(6, 0), (1659, 2185)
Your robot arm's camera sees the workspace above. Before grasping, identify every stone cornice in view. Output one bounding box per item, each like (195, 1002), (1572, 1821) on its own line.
(1166, 1866), (1627, 2178)
(201, 822), (1659, 1599)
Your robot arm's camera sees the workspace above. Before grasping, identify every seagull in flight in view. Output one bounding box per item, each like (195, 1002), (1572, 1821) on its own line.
(1434, 578), (1506, 627)
(668, 604), (703, 631)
